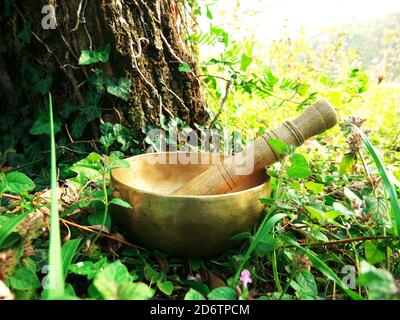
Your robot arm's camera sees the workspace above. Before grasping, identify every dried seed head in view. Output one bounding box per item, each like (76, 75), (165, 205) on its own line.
(293, 253), (312, 270)
(22, 240), (36, 258)
(366, 175), (382, 190)
(16, 211), (46, 240)
(347, 132), (362, 153)
(0, 250), (17, 280)
(346, 116), (367, 128)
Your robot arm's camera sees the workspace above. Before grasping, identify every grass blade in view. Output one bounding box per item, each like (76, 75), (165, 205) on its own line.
(45, 93), (65, 299)
(61, 238), (82, 281)
(352, 125), (400, 236)
(0, 212), (29, 246)
(282, 237), (363, 300)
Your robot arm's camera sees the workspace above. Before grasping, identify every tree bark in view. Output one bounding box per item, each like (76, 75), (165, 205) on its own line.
(0, 0), (208, 137)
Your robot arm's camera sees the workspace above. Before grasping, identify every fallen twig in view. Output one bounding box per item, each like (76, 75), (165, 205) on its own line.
(300, 235), (398, 248)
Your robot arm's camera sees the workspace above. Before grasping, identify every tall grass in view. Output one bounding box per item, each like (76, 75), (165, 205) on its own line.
(352, 125), (400, 236)
(44, 93), (65, 299)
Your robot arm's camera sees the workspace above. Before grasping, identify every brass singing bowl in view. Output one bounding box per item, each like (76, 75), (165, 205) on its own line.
(110, 152), (271, 258)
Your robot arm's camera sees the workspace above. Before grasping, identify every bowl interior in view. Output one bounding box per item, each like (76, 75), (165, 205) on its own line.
(111, 152), (268, 195)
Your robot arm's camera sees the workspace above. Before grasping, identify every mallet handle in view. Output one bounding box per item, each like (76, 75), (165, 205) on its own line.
(172, 99), (337, 196)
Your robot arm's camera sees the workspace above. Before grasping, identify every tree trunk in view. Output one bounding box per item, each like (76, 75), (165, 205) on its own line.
(0, 0), (208, 139)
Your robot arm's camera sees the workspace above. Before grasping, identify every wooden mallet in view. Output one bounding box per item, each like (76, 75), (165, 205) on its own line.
(171, 99), (338, 196)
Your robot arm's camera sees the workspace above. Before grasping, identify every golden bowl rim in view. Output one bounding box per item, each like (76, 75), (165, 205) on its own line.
(110, 151), (270, 199)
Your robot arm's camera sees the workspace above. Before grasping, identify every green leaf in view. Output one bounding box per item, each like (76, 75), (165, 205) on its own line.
(117, 282), (155, 300)
(70, 259), (107, 280)
(287, 153), (312, 179)
(10, 267), (41, 291)
(255, 233), (279, 256)
(32, 74), (53, 95)
(109, 198), (132, 208)
(364, 240), (387, 265)
(69, 152), (103, 182)
(78, 44), (110, 65)
(62, 239), (82, 280)
(184, 288), (205, 300)
(339, 153), (356, 175)
(93, 260), (132, 299)
(305, 205), (331, 225)
(71, 115), (89, 139)
(357, 261), (397, 299)
(0, 173), (8, 193)
(30, 109), (61, 135)
(281, 236), (363, 300)
(267, 138), (290, 156)
(82, 91), (102, 121)
(6, 172), (35, 194)
(290, 269), (318, 298)
(230, 231), (251, 241)
(157, 280), (174, 296)
(59, 100), (79, 119)
(93, 260), (154, 300)
(88, 211), (111, 229)
(206, 6), (213, 19)
(207, 287), (237, 300)
(305, 181), (324, 194)
(106, 78), (132, 101)
(184, 280), (210, 296)
(0, 212), (29, 246)
(240, 53), (253, 72)
(178, 63), (191, 73)
(259, 197), (275, 205)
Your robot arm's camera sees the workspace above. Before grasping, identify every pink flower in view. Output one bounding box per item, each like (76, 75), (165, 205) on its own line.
(240, 269), (252, 288)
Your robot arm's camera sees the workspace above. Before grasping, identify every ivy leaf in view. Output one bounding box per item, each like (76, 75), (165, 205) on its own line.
(207, 287), (237, 300)
(59, 100), (79, 119)
(6, 172), (35, 194)
(78, 44), (110, 65)
(82, 91), (102, 121)
(287, 153), (312, 179)
(32, 74), (53, 95)
(71, 115), (89, 139)
(184, 288), (205, 300)
(30, 109), (61, 135)
(109, 198), (132, 208)
(178, 63), (191, 73)
(106, 78), (132, 101)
